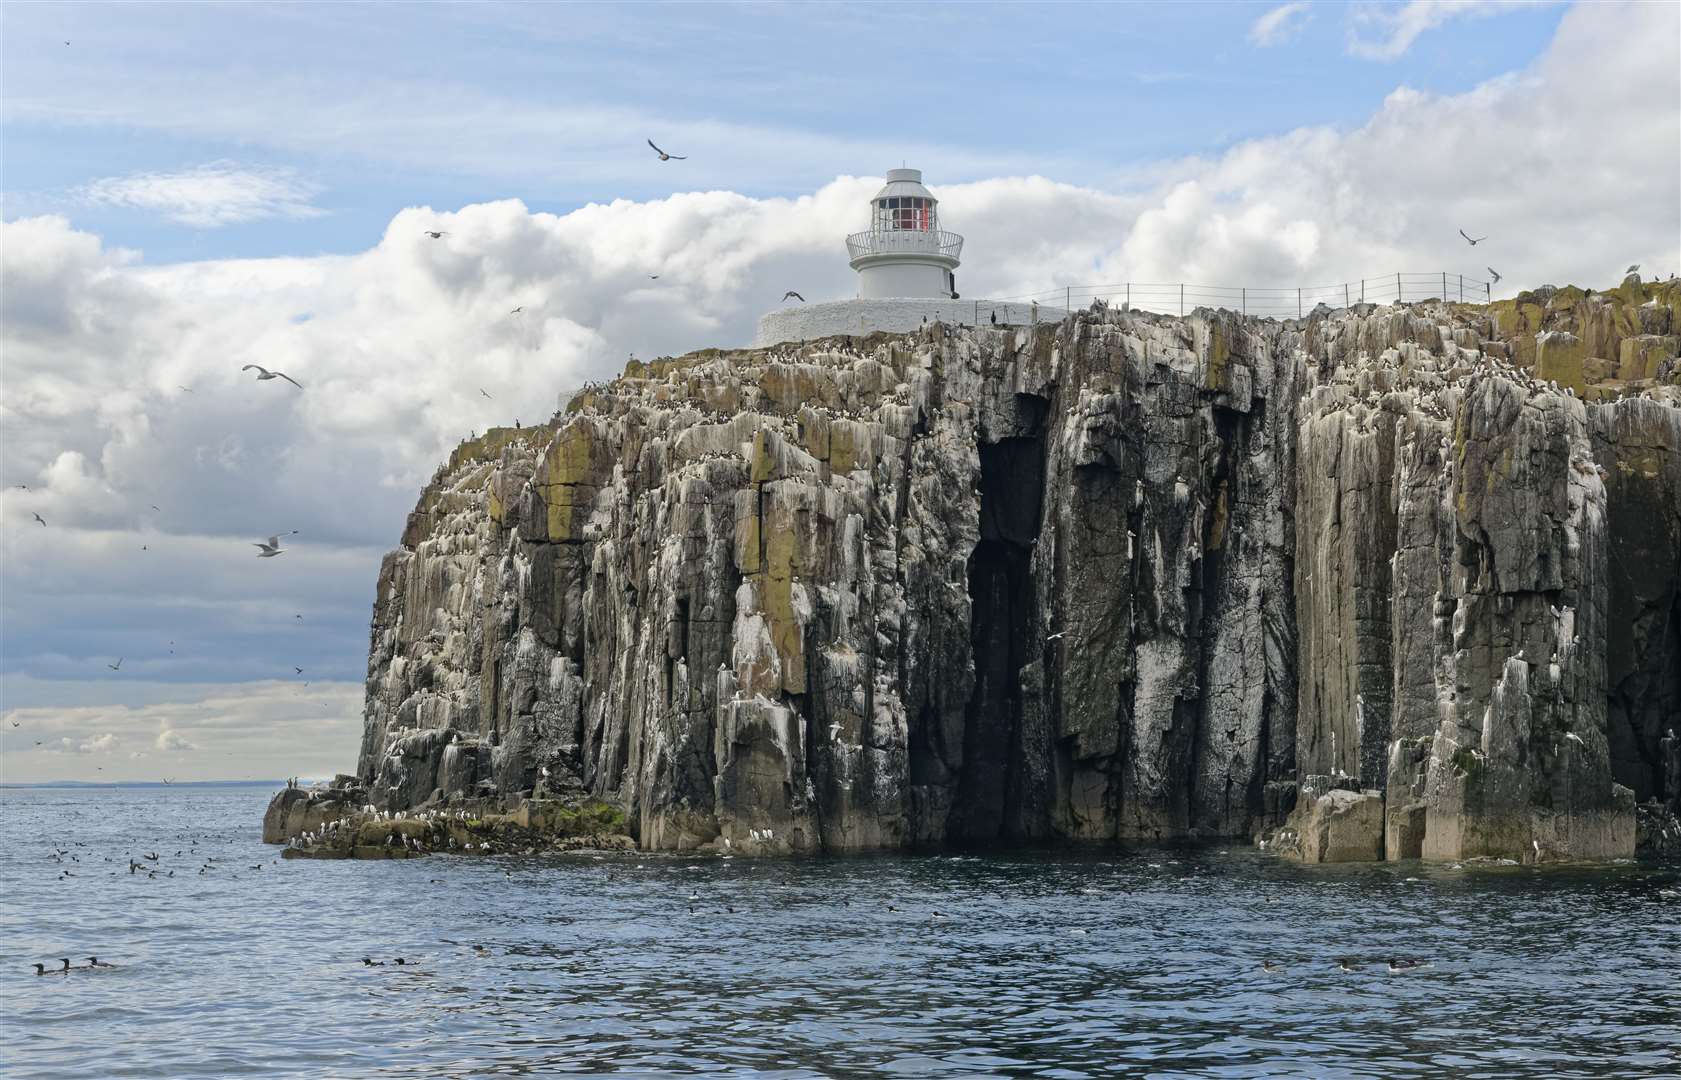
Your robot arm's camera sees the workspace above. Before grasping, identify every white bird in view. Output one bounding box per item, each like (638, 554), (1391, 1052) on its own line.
(1459, 229), (1487, 246)
(647, 139), (686, 161)
(423, 230), (447, 239)
(241, 364), (303, 389)
(1626, 264), (1640, 274)
(254, 536), (285, 558)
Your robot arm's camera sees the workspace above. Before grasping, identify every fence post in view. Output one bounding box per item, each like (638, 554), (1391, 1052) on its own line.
(1298, 288), (1302, 318)
(974, 299), (978, 325)
(1459, 273), (1463, 302)
(1066, 286), (1071, 313)
(1361, 278), (1365, 303)
(1242, 287), (1246, 316)
(1442, 271), (1447, 302)
(1397, 271), (1402, 304)
(1179, 283), (1184, 317)
(1345, 283), (1350, 308)
(1127, 283), (1131, 309)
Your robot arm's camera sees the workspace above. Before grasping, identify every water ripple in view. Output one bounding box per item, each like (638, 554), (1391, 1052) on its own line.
(2, 785), (1678, 1078)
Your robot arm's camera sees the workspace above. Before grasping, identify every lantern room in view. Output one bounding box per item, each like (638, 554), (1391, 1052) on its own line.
(845, 168), (964, 300)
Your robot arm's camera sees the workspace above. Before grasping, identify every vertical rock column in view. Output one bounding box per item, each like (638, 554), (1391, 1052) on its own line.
(1420, 376), (1634, 861)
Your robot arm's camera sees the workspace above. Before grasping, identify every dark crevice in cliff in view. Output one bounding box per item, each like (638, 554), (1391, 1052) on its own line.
(954, 420), (1048, 843)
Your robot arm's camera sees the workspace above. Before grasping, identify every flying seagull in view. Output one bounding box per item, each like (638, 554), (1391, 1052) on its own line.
(1626, 264), (1640, 274)
(32, 513), (46, 527)
(647, 139), (686, 161)
(294, 667), (304, 675)
(782, 291), (806, 303)
(479, 388), (492, 399)
(1487, 267), (1502, 285)
(108, 658), (123, 671)
(1458, 229), (1486, 245)
(254, 536), (284, 558)
(178, 385), (194, 393)
(423, 230), (447, 239)
(510, 306), (523, 315)
(241, 364), (303, 389)
(649, 274), (660, 280)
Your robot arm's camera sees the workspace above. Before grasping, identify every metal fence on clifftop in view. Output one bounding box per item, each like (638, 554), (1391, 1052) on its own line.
(968, 271), (1494, 323)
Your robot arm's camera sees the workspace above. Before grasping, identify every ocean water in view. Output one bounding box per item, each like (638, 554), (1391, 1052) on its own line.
(1, 784), (1677, 1079)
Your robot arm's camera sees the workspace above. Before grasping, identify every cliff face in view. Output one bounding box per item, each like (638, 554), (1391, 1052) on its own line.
(341, 277), (1681, 860)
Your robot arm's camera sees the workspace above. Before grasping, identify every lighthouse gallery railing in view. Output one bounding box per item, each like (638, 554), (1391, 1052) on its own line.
(846, 229), (965, 262)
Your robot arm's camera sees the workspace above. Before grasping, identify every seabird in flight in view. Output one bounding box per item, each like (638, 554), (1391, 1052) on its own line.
(241, 364), (303, 389)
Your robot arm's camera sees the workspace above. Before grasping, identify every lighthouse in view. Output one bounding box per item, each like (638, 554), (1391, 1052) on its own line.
(846, 168), (963, 300)
(753, 166), (1056, 346)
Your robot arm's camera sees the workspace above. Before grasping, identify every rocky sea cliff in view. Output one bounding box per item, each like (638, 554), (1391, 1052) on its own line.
(266, 276), (1681, 862)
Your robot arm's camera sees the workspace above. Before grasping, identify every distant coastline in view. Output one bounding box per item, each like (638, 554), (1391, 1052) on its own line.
(1, 779), (285, 790)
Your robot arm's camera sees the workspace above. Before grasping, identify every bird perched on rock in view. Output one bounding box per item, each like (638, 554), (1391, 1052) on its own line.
(241, 364), (303, 389)
(647, 139), (685, 161)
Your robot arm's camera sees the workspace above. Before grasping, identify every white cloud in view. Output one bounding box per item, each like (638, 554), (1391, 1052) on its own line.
(1250, 2), (1312, 47)
(38, 732), (120, 755)
(155, 727), (200, 751)
(77, 161), (325, 227)
(2, 681), (361, 781)
(1347, 0), (1558, 61)
(1, 0), (1676, 782)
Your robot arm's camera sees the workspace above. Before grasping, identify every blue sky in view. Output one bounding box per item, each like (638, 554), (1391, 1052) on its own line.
(2, 1), (1675, 781)
(5, 2), (1567, 263)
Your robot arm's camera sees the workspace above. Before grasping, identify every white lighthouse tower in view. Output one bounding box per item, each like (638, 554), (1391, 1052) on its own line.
(753, 165), (1055, 346)
(846, 168), (963, 300)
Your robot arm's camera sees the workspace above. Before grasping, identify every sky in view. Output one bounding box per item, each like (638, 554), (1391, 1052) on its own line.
(2, 0), (1677, 783)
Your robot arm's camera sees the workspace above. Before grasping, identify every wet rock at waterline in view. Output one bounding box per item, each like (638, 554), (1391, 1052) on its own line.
(265, 277), (1681, 861)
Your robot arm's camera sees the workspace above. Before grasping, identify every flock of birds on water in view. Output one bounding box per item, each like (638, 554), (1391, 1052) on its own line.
(30, 827), (1491, 979)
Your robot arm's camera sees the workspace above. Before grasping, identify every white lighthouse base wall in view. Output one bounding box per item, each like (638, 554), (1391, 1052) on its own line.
(754, 298), (1065, 348)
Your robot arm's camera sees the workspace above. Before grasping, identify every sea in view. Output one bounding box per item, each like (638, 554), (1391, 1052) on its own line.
(1, 783), (1677, 1078)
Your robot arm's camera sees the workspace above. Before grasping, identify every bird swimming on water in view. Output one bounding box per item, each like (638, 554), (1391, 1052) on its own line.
(362, 957), (384, 966)
(1387, 958), (1426, 972)
(86, 957), (113, 968)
